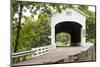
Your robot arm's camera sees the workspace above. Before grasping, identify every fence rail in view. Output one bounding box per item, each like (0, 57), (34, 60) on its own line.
(12, 50), (35, 58)
(12, 45), (56, 63)
(32, 44), (56, 57)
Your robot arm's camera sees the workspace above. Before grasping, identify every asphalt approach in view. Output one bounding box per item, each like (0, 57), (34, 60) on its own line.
(12, 43), (94, 66)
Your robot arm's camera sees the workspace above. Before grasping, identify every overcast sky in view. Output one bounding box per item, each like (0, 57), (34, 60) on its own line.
(88, 6), (95, 11)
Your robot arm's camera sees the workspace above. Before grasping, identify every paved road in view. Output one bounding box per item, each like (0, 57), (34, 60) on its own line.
(12, 46), (90, 66)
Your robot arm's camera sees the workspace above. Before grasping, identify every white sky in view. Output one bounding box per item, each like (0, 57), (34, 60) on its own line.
(88, 6), (95, 11)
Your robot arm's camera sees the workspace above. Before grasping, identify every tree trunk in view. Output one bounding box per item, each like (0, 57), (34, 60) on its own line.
(14, 3), (23, 53)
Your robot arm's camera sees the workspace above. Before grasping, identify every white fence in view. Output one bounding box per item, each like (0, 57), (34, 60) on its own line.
(31, 45), (56, 57)
(12, 45), (56, 63)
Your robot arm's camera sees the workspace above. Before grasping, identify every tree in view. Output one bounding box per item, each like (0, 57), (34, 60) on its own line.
(12, 0), (69, 53)
(56, 33), (71, 45)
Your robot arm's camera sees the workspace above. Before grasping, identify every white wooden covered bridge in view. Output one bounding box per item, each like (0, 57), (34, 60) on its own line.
(12, 8), (95, 66)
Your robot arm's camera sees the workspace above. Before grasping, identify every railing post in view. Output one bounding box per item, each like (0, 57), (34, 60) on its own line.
(12, 58), (16, 64)
(22, 55), (26, 61)
(15, 57), (20, 63)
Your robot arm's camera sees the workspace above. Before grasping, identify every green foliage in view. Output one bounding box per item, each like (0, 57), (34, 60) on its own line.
(56, 33), (71, 45)
(86, 16), (96, 44)
(12, 16), (51, 52)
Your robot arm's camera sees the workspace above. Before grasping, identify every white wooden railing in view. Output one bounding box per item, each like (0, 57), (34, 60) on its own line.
(31, 44), (56, 57)
(12, 45), (56, 63)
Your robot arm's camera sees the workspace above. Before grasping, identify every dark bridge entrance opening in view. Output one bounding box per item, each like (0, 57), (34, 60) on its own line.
(55, 21), (82, 46)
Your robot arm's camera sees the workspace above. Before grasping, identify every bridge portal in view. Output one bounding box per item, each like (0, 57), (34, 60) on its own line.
(51, 8), (87, 46)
